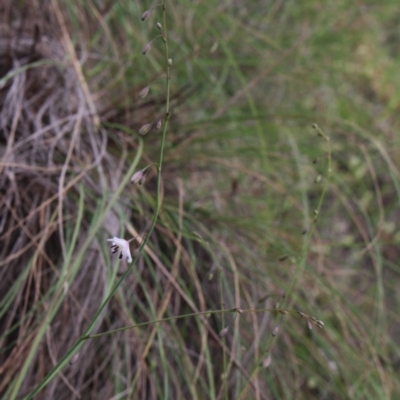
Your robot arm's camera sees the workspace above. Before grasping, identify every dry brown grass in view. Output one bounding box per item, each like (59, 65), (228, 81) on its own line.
(0, 2), (142, 398)
(3, 1), (400, 400)
(0, 2), (244, 398)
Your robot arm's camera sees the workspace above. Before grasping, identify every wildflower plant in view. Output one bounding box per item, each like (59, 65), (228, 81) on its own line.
(24, 2), (172, 398)
(22, 2), (330, 400)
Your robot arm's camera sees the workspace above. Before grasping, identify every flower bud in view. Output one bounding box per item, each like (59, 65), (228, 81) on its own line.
(142, 43), (152, 55)
(157, 22), (162, 31)
(69, 353), (80, 365)
(139, 86), (150, 99)
(315, 319), (325, 328)
(272, 326), (279, 337)
(139, 123), (151, 136)
(262, 355), (272, 368)
(168, 58), (172, 66)
(141, 10), (151, 21)
(219, 327), (229, 338)
(315, 175), (322, 183)
(298, 311), (306, 318)
(155, 118), (162, 130)
(131, 168), (148, 185)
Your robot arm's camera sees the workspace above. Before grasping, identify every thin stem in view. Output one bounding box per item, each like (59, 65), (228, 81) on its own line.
(23, 2), (172, 399)
(219, 268), (228, 400)
(237, 125), (332, 400)
(80, 308), (318, 340)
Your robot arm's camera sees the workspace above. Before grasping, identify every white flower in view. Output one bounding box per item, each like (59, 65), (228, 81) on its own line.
(107, 237), (132, 263)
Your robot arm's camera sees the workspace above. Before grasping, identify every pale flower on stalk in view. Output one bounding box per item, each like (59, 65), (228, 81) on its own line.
(107, 237), (132, 263)
(130, 168), (147, 185)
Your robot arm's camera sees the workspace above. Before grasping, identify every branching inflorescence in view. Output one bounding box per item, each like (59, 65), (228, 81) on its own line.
(23, 3), (329, 398)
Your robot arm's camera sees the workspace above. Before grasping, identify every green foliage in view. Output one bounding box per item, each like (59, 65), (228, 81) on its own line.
(1, 0), (400, 399)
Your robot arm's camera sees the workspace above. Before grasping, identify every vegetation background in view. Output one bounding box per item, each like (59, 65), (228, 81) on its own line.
(1, 0), (400, 399)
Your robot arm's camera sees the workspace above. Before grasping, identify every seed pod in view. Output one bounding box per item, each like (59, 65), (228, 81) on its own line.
(139, 123), (151, 136)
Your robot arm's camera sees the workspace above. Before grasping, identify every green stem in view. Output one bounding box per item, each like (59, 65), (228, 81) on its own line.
(237, 125), (332, 400)
(80, 307), (316, 340)
(23, 2), (172, 399)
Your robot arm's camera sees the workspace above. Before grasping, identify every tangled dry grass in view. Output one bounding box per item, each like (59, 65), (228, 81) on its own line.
(0, 2), (245, 399)
(3, 1), (400, 400)
(0, 3), (118, 398)
(0, 2), (156, 398)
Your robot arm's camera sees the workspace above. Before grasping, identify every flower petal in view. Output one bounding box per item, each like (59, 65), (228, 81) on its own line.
(107, 237), (132, 263)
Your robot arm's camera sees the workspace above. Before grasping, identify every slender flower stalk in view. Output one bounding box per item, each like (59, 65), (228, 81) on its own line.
(23, 2), (172, 397)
